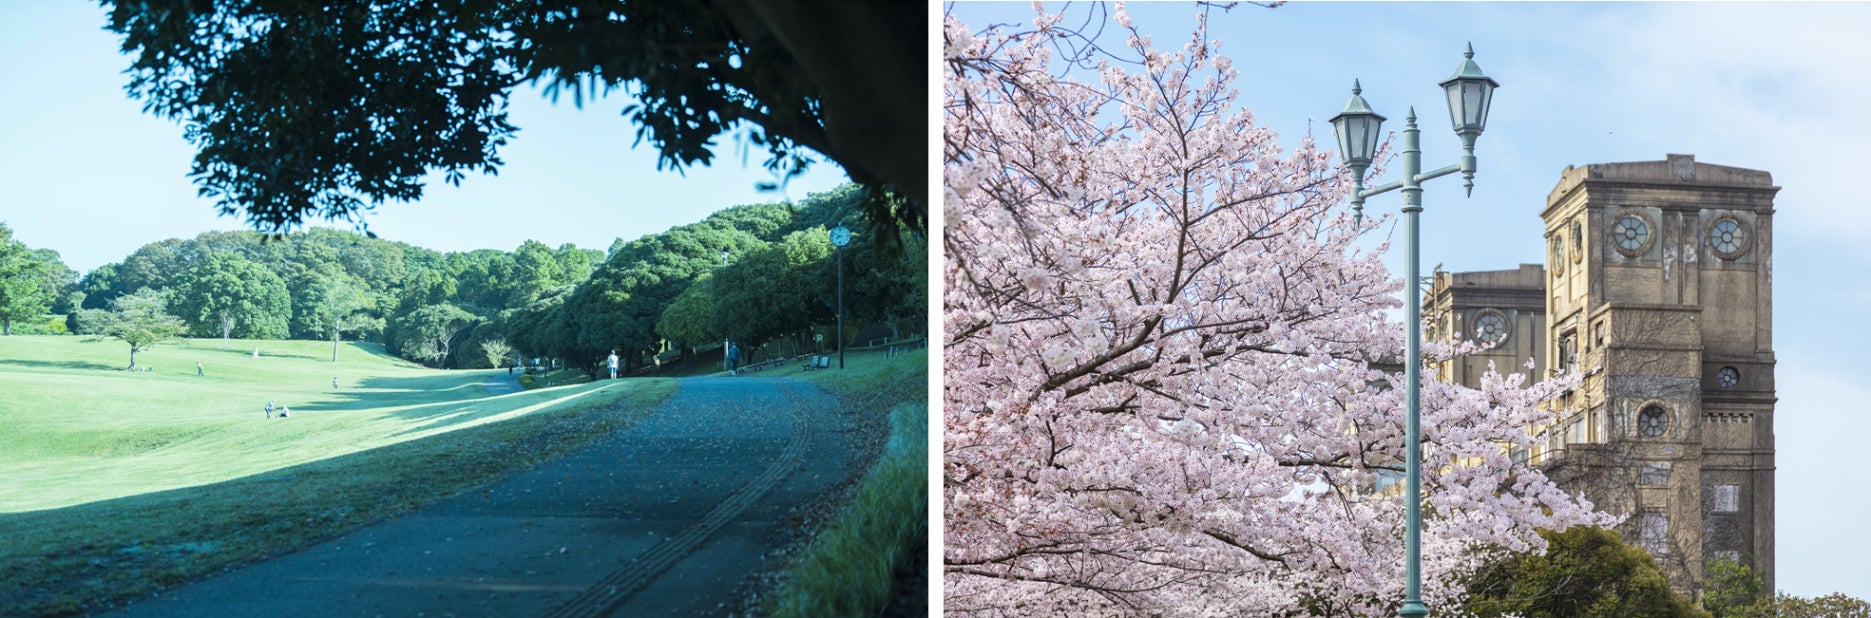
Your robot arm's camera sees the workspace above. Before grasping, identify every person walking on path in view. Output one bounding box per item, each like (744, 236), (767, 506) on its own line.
(726, 343), (741, 377)
(607, 350), (620, 380)
(197, 361), (204, 377)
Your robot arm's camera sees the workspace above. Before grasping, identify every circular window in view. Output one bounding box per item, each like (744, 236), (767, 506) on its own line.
(1611, 212), (1655, 257)
(1638, 404), (1669, 438)
(1718, 366), (1740, 389)
(1473, 310), (1509, 346)
(1708, 215), (1752, 260)
(1569, 221), (1584, 263)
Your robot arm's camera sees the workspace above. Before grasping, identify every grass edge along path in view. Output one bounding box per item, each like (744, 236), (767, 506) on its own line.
(0, 378), (675, 617)
(764, 349), (929, 617)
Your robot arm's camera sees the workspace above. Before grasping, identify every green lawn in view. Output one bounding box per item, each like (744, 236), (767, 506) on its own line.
(0, 335), (674, 615)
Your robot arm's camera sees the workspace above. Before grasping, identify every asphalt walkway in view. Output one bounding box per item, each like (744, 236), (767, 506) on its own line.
(484, 370), (524, 395)
(105, 377), (861, 617)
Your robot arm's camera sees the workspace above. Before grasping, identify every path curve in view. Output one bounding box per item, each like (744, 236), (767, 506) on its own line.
(104, 377), (864, 617)
(483, 370), (524, 395)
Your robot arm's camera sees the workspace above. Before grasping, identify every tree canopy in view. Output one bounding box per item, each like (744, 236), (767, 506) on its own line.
(1461, 526), (1708, 618)
(298, 274), (379, 362)
(102, 0), (926, 238)
(655, 274), (718, 351)
(709, 228), (834, 348)
(1700, 554), (1871, 618)
(0, 223), (53, 336)
(169, 252), (291, 342)
(82, 288), (187, 369)
(395, 303), (479, 367)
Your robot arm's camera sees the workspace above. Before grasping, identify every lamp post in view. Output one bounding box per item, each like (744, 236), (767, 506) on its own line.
(828, 223), (851, 369)
(1329, 43), (1498, 618)
(720, 249), (731, 373)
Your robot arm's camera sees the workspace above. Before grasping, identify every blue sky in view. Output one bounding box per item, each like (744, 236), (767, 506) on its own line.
(950, 1), (1871, 600)
(0, 2), (851, 274)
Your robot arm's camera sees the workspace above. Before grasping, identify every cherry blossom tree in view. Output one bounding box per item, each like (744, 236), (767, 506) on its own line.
(942, 5), (1614, 616)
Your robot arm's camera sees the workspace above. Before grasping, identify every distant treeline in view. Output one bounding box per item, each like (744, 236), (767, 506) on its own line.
(0, 184), (925, 372)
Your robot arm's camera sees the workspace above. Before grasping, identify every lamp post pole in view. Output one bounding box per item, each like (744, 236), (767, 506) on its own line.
(837, 243), (845, 369)
(828, 223), (852, 370)
(1329, 44), (1498, 618)
(721, 249), (730, 373)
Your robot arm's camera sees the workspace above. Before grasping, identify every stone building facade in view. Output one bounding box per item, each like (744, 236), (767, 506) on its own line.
(1428, 155), (1777, 596)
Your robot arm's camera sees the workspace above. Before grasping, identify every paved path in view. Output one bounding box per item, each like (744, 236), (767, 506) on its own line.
(107, 377), (863, 617)
(483, 371), (524, 395)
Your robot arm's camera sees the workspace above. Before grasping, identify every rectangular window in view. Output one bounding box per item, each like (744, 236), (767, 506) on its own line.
(1713, 484), (1740, 513)
(1639, 462), (1670, 486)
(1640, 511), (1669, 556)
(1713, 550), (1740, 563)
(1558, 330), (1580, 375)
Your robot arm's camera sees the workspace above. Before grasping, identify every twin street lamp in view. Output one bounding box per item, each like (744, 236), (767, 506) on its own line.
(1329, 43), (1498, 618)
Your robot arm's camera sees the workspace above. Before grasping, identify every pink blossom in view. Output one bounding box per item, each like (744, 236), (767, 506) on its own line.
(944, 7), (1611, 616)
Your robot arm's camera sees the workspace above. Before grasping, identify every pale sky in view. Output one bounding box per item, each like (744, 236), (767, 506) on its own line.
(0, 2), (851, 274)
(950, 1), (1871, 600)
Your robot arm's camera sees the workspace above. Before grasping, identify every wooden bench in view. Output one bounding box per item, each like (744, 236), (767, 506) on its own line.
(739, 358), (784, 374)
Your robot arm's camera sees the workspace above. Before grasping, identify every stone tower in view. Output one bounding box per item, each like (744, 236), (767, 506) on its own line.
(1539, 154), (1778, 595)
(1430, 154), (1777, 596)
(1427, 264), (1547, 392)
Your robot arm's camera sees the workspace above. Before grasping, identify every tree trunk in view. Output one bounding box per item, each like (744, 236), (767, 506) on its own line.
(128, 344), (138, 370)
(2, 317), (10, 336)
(332, 328), (340, 362)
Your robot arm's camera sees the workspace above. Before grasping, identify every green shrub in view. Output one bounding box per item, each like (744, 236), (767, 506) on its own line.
(8, 315), (70, 335)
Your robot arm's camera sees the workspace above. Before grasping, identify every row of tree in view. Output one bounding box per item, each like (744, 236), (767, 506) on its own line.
(0, 222), (79, 336)
(506, 184), (924, 376)
(0, 184), (924, 373)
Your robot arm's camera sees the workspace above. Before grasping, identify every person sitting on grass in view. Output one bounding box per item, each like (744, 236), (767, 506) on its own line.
(278, 406), (290, 418)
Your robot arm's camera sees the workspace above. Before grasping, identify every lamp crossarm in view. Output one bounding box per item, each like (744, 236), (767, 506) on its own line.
(1414, 163), (1462, 184)
(1357, 161), (1468, 206)
(1357, 179), (1405, 201)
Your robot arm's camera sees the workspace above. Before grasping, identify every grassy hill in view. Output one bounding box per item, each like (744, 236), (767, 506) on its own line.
(0, 335), (675, 614)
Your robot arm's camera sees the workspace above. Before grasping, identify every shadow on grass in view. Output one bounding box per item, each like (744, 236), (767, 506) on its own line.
(352, 373), (488, 394)
(176, 341), (407, 365)
(0, 382), (662, 617)
(289, 373), (628, 436)
(346, 341), (405, 362)
(0, 358), (122, 372)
